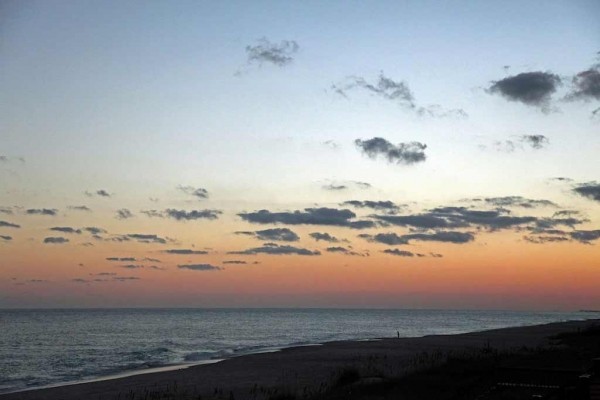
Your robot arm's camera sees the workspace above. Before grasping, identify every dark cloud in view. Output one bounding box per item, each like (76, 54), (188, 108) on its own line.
(178, 185), (209, 199)
(50, 227), (82, 234)
(359, 232), (408, 245)
(426, 207), (537, 230)
(401, 231), (475, 244)
(342, 200), (402, 213)
(143, 257), (162, 263)
(573, 182), (600, 202)
(325, 246), (365, 256)
(163, 249), (209, 255)
(566, 67), (600, 102)
(246, 38), (299, 67)
(85, 190), (111, 197)
(383, 249), (414, 257)
(223, 260), (248, 264)
(0, 207), (14, 215)
(164, 209), (222, 221)
(238, 207), (376, 229)
(178, 263), (222, 271)
(483, 196), (557, 208)
(237, 228), (300, 242)
(229, 242), (320, 256)
(487, 71), (561, 110)
(374, 214), (462, 229)
(355, 137), (427, 165)
(0, 220), (20, 228)
(43, 237), (69, 244)
(570, 230), (600, 244)
(26, 208), (58, 216)
(106, 257), (136, 262)
(115, 209), (134, 220)
(309, 232), (341, 243)
(361, 231), (474, 244)
(0, 235), (11, 241)
(333, 73), (415, 108)
(68, 205), (92, 212)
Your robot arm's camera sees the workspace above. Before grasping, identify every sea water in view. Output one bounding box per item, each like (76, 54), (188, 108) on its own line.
(0, 308), (594, 393)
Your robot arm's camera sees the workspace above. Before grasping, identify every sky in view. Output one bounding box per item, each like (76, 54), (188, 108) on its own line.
(1, 0), (599, 310)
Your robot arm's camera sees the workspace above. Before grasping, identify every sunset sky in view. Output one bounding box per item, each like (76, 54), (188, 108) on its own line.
(1, 0), (599, 310)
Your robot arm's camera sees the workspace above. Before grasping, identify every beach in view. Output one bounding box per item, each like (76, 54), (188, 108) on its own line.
(2, 318), (598, 400)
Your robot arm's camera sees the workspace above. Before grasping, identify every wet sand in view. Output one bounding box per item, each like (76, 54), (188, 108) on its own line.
(2, 318), (598, 400)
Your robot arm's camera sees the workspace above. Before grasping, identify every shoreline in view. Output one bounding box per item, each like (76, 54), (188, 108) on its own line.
(2, 318), (599, 400)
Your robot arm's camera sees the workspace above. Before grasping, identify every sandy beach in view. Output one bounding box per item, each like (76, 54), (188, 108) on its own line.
(2, 318), (598, 400)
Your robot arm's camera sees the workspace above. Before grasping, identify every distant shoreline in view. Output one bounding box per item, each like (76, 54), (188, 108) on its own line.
(1, 318), (598, 400)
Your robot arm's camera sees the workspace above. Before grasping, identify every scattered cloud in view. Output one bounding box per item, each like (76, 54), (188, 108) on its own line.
(342, 200), (402, 213)
(309, 232), (342, 243)
(119, 264), (145, 269)
(382, 249), (414, 257)
(325, 246), (365, 256)
(109, 234), (170, 244)
(106, 257), (136, 262)
(229, 242), (320, 256)
(487, 71), (561, 111)
(0, 220), (20, 228)
(332, 72), (467, 118)
(178, 263), (222, 271)
(223, 260), (248, 264)
(68, 205), (92, 212)
(0, 235), (11, 242)
(0, 207), (14, 215)
(163, 249), (209, 255)
(355, 137), (427, 165)
(573, 182), (600, 202)
(245, 38), (299, 67)
(49, 227), (82, 234)
(565, 67), (600, 102)
(115, 209), (134, 220)
(570, 230), (600, 244)
(83, 227), (107, 235)
(520, 134), (550, 149)
(237, 228), (300, 242)
(140, 210), (164, 218)
(238, 207), (376, 229)
(26, 208), (58, 216)
(85, 190), (111, 197)
(333, 73), (415, 108)
(43, 237), (69, 244)
(361, 231), (474, 244)
(483, 196), (557, 208)
(322, 184), (348, 191)
(165, 209), (222, 221)
(178, 185), (209, 199)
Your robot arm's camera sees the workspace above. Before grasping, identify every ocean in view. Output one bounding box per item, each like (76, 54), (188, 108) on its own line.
(0, 308), (593, 393)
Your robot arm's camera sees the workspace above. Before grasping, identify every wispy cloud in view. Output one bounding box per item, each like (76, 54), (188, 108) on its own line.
(245, 38), (299, 67)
